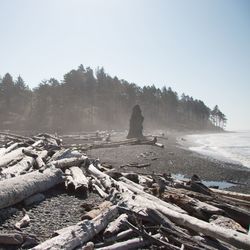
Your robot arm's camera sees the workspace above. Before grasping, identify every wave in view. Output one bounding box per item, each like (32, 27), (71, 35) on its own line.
(185, 131), (250, 168)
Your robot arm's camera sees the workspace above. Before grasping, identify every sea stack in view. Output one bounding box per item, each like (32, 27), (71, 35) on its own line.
(127, 104), (144, 139)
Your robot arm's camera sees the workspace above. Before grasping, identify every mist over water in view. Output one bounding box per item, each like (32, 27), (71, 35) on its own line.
(186, 131), (250, 168)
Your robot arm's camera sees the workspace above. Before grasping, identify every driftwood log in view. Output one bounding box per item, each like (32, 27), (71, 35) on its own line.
(33, 206), (119, 250)
(0, 168), (64, 209)
(65, 166), (89, 192)
(110, 190), (250, 249)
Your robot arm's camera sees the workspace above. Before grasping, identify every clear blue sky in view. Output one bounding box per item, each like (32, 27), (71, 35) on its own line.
(0, 0), (249, 130)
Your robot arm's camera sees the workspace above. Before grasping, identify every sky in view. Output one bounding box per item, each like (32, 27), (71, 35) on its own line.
(0, 0), (249, 130)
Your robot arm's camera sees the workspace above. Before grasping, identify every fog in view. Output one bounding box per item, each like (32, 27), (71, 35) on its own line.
(0, 66), (225, 134)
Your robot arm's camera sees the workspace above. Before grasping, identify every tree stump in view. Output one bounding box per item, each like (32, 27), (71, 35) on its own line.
(127, 105), (144, 139)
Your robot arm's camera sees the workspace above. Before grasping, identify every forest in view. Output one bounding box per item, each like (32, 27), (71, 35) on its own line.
(0, 65), (227, 133)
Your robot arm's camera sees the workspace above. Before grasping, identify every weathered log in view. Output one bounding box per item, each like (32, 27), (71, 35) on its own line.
(125, 221), (178, 249)
(22, 148), (38, 158)
(81, 201), (112, 220)
(92, 184), (108, 198)
(164, 193), (224, 220)
(95, 237), (151, 250)
(119, 180), (187, 214)
(155, 142), (164, 148)
(48, 156), (87, 169)
(0, 132), (34, 142)
(81, 241), (94, 250)
(33, 205), (119, 250)
(112, 191), (250, 249)
(0, 168), (64, 209)
(119, 177), (144, 190)
(210, 188), (250, 202)
(3, 142), (19, 155)
(146, 210), (214, 250)
(88, 164), (131, 194)
(209, 215), (247, 233)
(1, 155), (35, 179)
(24, 193), (46, 207)
(102, 229), (135, 244)
(120, 163), (151, 169)
(210, 202), (250, 229)
(0, 147), (25, 168)
(80, 137), (164, 151)
(66, 166), (88, 192)
(35, 156), (46, 169)
(103, 214), (128, 238)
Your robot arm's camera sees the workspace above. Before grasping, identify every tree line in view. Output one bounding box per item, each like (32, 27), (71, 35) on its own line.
(0, 65), (227, 132)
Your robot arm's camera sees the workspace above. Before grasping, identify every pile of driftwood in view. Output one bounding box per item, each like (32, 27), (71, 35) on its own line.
(0, 132), (250, 249)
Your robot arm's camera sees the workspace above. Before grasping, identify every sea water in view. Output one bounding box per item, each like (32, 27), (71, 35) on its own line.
(185, 131), (250, 168)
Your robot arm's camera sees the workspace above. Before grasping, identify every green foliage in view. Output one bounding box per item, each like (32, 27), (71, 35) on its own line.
(0, 67), (227, 132)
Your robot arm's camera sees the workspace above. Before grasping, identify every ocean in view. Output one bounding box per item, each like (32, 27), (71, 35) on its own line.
(185, 131), (250, 168)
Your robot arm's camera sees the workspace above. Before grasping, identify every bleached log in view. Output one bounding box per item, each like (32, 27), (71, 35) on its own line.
(209, 215), (247, 233)
(95, 237), (151, 250)
(81, 241), (94, 250)
(88, 164), (130, 193)
(93, 184), (108, 198)
(164, 193), (224, 220)
(48, 156), (87, 169)
(211, 202), (250, 229)
(103, 229), (135, 244)
(112, 191), (250, 249)
(22, 148), (38, 158)
(81, 201), (112, 220)
(211, 188), (250, 202)
(103, 214), (128, 238)
(0, 132), (33, 141)
(125, 221), (177, 249)
(33, 205), (119, 250)
(24, 193), (46, 206)
(119, 180), (187, 214)
(92, 176), (106, 191)
(35, 150), (49, 169)
(4, 142), (19, 155)
(1, 155), (35, 178)
(119, 177), (144, 191)
(35, 156), (46, 169)
(82, 137), (164, 151)
(155, 142), (164, 148)
(0, 168), (64, 209)
(0, 147), (25, 168)
(66, 166), (88, 192)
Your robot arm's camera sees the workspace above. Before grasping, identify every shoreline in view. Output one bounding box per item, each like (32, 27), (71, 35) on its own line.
(88, 131), (250, 194)
(179, 131), (250, 169)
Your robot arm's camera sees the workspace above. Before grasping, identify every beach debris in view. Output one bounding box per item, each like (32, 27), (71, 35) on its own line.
(0, 131), (250, 249)
(120, 162), (151, 168)
(14, 209), (30, 230)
